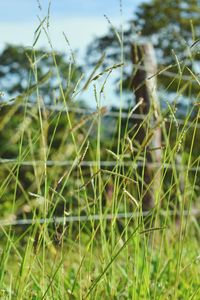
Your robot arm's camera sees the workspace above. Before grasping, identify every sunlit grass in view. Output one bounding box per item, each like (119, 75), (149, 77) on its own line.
(0, 7), (200, 300)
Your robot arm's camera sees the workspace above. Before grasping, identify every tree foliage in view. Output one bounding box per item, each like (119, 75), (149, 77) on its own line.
(86, 0), (200, 97)
(0, 44), (82, 103)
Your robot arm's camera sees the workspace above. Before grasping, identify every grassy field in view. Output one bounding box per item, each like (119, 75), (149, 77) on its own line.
(0, 14), (200, 300)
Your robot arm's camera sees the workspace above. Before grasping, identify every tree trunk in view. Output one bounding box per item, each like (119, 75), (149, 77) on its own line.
(131, 42), (161, 210)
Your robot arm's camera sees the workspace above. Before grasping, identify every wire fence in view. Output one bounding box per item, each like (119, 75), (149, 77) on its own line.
(1, 97), (199, 172)
(0, 158), (199, 172)
(0, 209), (200, 227)
(29, 104), (200, 129)
(0, 61), (199, 228)
(2, 101), (200, 129)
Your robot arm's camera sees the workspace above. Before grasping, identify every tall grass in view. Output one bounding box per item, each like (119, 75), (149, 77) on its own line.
(0, 7), (200, 300)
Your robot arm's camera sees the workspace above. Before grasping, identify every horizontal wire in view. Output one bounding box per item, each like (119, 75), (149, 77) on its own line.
(0, 158), (199, 172)
(2, 101), (200, 129)
(131, 62), (198, 82)
(0, 209), (199, 227)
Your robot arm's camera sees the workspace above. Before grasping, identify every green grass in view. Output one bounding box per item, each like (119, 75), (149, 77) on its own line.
(0, 11), (200, 300)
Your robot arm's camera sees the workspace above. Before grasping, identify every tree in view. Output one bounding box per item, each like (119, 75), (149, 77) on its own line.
(0, 44), (82, 103)
(0, 44), (83, 165)
(86, 0), (200, 99)
(0, 45), (84, 218)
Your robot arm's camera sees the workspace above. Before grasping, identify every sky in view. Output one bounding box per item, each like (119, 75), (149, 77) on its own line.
(0, 0), (144, 55)
(0, 0), (145, 107)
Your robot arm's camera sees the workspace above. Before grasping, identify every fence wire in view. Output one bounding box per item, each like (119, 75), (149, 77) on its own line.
(0, 159), (199, 172)
(2, 101), (200, 130)
(0, 209), (200, 227)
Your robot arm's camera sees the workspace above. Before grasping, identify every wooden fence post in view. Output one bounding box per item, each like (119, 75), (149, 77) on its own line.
(131, 42), (161, 209)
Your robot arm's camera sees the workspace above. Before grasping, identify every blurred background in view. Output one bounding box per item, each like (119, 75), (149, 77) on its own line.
(0, 1), (199, 297)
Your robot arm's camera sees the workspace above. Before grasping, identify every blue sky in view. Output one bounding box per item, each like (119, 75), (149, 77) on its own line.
(0, 0), (145, 107)
(0, 0), (141, 21)
(0, 0), (144, 54)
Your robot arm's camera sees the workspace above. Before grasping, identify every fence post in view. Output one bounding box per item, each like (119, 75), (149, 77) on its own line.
(131, 42), (161, 209)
